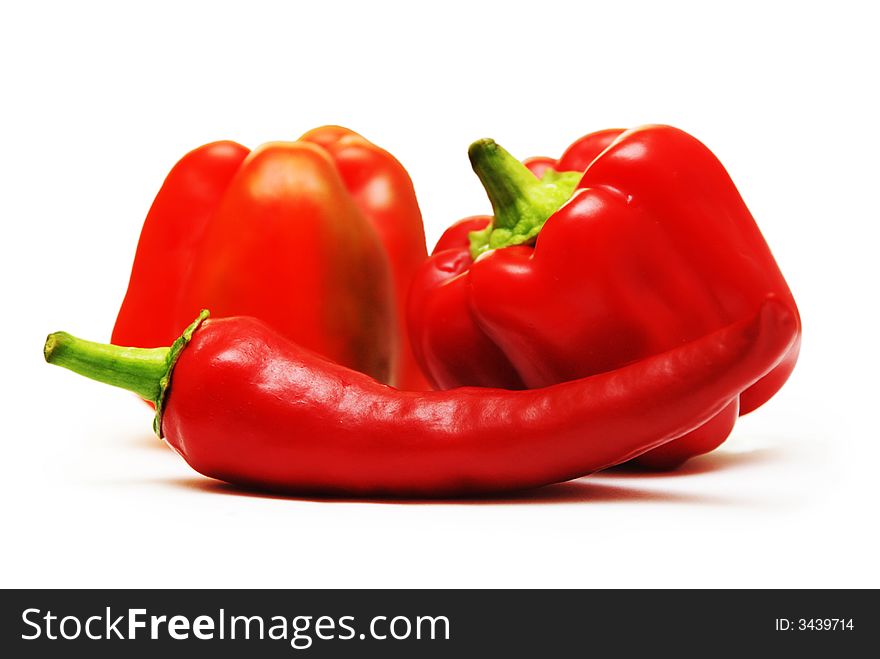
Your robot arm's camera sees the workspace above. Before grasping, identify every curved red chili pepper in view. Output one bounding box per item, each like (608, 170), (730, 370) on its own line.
(44, 298), (797, 497)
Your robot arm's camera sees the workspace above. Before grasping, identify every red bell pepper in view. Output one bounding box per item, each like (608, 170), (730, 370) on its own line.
(112, 127), (429, 386)
(408, 125), (801, 468)
(299, 127), (430, 389)
(111, 140), (249, 351)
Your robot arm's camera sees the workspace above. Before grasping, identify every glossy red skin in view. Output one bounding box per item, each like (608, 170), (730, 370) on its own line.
(112, 141), (249, 349)
(162, 299), (797, 497)
(300, 127), (431, 390)
(409, 126), (802, 468)
(408, 226), (525, 389)
(112, 129), (402, 383)
(178, 141), (394, 382)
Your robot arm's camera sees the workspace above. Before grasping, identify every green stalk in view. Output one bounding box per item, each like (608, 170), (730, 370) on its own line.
(467, 139), (582, 259)
(44, 335), (171, 402)
(43, 310), (209, 436)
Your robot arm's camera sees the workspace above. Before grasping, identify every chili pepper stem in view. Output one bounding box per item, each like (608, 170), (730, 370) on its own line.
(44, 310), (209, 436)
(44, 332), (171, 403)
(467, 139), (582, 258)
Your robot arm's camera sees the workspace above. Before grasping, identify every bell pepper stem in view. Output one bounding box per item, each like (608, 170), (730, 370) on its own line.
(467, 139), (582, 259)
(44, 310), (209, 436)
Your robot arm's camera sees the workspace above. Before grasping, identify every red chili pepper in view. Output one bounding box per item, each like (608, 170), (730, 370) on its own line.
(112, 127), (429, 387)
(408, 125), (802, 469)
(44, 297), (796, 497)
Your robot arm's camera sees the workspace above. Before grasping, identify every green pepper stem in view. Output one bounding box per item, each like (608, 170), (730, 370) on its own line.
(44, 332), (170, 403)
(43, 310), (209, 436)
(468, 139), (547, 231)
(467, 139), (582, 259)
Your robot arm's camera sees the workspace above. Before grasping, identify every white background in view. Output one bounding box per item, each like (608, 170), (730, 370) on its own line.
(2, 0), (878, 588)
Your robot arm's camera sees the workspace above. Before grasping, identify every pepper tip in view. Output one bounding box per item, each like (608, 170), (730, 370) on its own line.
(43, 332), (67, 364)
(468, 138), (498, 161)
(43, 334), (57, 363)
